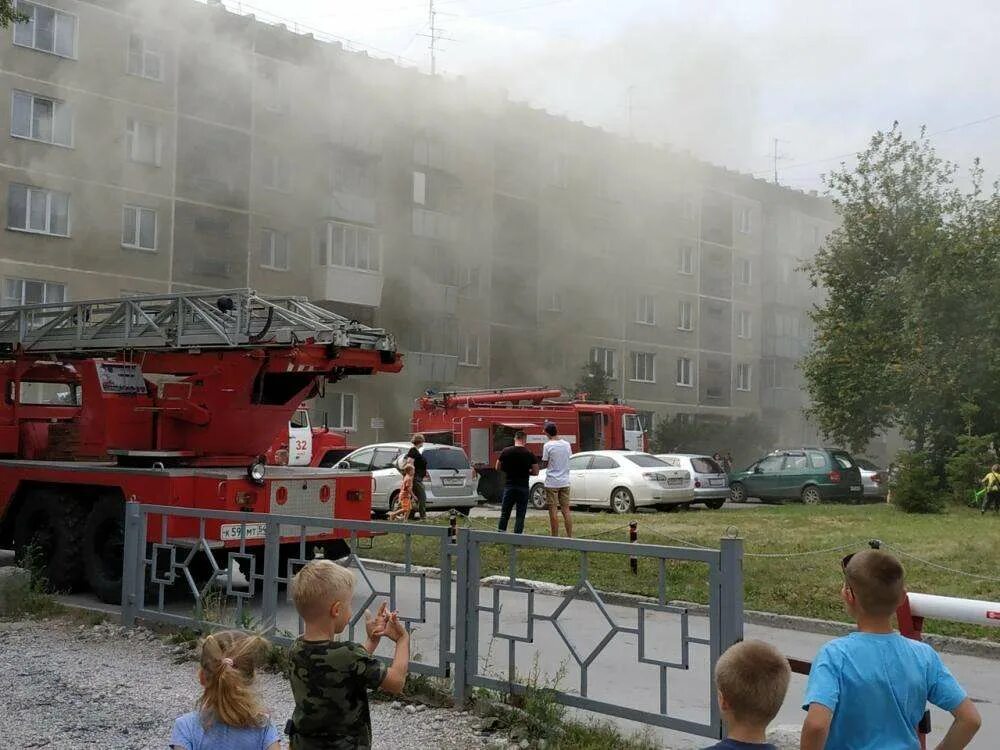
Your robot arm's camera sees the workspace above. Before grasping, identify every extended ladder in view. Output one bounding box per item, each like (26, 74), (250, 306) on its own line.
(0, 289), (397, 354)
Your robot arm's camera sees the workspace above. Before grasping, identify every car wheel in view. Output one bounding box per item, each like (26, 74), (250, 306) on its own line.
(729, 482), (746, 504)
(801, 486), (822, 505)
(530, 484), (546, 510)
(388, 492), (401, 513)
(609, 487), (635, 514)
(705, 499), (726, 510)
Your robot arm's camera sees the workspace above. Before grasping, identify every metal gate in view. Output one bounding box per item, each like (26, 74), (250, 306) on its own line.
(121, 503), (742, 739)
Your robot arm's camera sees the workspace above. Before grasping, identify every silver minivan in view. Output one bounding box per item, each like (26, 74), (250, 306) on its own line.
(337, 442), (479, 517)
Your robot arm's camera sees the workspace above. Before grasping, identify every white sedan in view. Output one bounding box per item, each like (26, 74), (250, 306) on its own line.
(529, 450), (694, 514)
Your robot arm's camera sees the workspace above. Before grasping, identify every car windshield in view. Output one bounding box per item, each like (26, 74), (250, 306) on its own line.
(691, 457), (723, 474)
(424, 447), (471, 470)
(624, 454), (669, 468)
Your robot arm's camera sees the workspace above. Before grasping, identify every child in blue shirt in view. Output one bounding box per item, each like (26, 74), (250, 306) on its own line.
(702, 639), (791, 750)
(170, 630), (282, 750)
(801, 550), (981, 750)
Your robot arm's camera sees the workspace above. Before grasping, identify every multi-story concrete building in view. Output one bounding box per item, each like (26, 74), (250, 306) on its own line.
(0, 0), (837, 451)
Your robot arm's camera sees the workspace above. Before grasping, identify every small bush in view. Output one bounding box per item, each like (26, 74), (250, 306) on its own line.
(944, 433), (995, 504)
(892, 451), (945, 513)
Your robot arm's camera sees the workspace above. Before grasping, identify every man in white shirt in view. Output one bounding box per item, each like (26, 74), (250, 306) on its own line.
(541, 422), (573, 538)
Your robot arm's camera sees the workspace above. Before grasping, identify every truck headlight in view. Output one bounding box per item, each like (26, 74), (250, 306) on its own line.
(248, 459), (266, 485)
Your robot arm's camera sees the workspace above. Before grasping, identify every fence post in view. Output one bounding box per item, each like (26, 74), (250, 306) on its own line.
(718, 537), (744, 651)
(452, 526), (470, 705)
(260, 520), (281, 637)
(628, 521), (638, 575)
(120, 502), (142, 627)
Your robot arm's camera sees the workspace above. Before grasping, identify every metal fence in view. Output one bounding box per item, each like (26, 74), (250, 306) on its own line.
(121, 503), (743, 739)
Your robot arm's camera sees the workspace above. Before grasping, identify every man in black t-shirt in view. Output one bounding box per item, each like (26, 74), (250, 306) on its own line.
(405, 433), (428, 520)
(496, 431), (539, 534)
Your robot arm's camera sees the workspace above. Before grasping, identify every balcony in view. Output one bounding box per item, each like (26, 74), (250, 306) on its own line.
(311, 265), (384, 308)
(406, 351), (458, 383)
(411, 277), (458, 315)
(412, 208), (458, 242)
(327, 192), (376, 225)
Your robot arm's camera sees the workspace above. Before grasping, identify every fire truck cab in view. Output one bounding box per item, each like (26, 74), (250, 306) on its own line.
(266, 407), (353, 468)
(411, 388), (647, 503)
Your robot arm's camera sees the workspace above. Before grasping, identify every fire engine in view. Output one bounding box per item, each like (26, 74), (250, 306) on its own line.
(411, 387), (647, 502)
(0, 290), (401, 603)
(266, 407), (352, 468)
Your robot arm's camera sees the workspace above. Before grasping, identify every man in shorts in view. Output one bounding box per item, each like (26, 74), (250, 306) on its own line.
(541, 422), (573, 538)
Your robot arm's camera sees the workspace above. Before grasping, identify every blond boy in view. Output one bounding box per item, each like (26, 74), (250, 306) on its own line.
(702, 640), (790, 750)
(801, 550), (981, 750)
(286, 559), (409, 750)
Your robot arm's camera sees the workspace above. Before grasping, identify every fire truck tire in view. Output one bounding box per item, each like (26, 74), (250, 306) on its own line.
(82, 496), (126, 604)
(13, 490), (87, 592)
(609, 487), (635, 514)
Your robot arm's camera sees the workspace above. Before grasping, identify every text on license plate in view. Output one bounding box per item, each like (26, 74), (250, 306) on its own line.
(850, 486), (861, 492)
(667, 478), (684, 486)
(220, 523), (267, 541)
(709, 478), (725, 486)
(441, 476), (465, 486)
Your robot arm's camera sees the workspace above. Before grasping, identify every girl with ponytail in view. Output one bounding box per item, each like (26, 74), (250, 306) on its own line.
(170, 630), (282, 750)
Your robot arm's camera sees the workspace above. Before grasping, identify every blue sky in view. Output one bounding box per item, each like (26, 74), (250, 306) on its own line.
(220, 0), (1000, 193)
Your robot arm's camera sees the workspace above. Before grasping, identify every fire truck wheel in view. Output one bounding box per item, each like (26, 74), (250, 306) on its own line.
(13, 490), (87, 592)
(609, 487), (635, 514)
(529, 485), (546, 510)
(82, 496), (126, 604)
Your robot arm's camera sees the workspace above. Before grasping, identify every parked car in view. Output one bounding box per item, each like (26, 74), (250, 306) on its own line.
(854, 458), (888, 500)
(728, 448), (864, 505)
(529, 451), (693, 514)
(336, 442), (479, 517)
(656, 454), (729, 509)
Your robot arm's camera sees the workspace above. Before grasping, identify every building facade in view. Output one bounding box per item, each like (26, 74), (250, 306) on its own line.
(0, 0), (839, 452)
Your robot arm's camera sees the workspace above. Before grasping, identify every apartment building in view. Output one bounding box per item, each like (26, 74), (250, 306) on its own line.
(0, 0), (835, 449)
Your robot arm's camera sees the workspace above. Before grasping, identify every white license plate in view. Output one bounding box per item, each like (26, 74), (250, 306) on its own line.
(850, 485), (861, 492)
(220, 522), (267, 541)
(667, 478), (684, 486)
(442, 476), (465, 486)
(709, 478), (725, 486)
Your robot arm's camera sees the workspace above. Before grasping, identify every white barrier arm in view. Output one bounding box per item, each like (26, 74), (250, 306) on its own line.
(907, 592), (1000, 628)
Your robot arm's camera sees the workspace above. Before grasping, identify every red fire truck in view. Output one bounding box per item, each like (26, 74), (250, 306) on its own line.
(0, 290), (401, 602)
(411, 387), (647, 502)
(266, 407), (352, 468)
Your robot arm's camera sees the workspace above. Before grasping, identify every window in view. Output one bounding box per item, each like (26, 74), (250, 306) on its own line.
(259, 228), (288, 270)
(317, 221), (380, 271)
(737, 310), (752, 339)
(676, 357), (693, 387)
(736, 363), (752, 391)
(7, 183), (69, 236)
(568, 454), (592, 470)
(635, 294), (655, 325)
(261, 152), (289, 190)
(807, 450), (828, 469)
(458, 331), (479, 367)
(3, 277), (65, 306)
(738, 206), (752, 234)
(127, 33), (162, 80)
(11, 90), (72, 146)
(458, 265), (480, 299)
(736, 258), (752, 285)
(125, 118), (160, 166)
(328, 393), (356, 431)
(121, 205), (156, 251)
(543, 290), (561, 312)
(590, 455), (620, 470)
(344, 447), (374, 470)
(681, 196), (695, 220)
(630, 351), (655, 383)
(678, 246), (694, 275)
(763, 359), (785, 388)
(371, 447), (402, 470)
(635, 410), (655, 433)
(412, 171), (426, 205)
(590, 347), (616, 378)
(13, 2), (76, 58)
(258, 63), (285, 112)
(678, 300), (693, 331)
(812, 226), (820, 245)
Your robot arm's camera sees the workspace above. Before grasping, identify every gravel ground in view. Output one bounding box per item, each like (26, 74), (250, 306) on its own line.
(0, 618), (504, 750)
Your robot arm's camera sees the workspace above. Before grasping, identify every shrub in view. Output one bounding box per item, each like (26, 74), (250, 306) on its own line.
(944, 433), (995, 504)
(892, 451), (945, 513)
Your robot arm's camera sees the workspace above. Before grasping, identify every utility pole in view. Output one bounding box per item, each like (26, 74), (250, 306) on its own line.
(429, 0), (437, 75)
(626, 85), (636, 138)
(770, 137), (790, 185)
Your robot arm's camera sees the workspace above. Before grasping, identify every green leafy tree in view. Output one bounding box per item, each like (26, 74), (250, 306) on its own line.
(2, 2), (25, 28)
(803, 123), (1000, 462)
(944, 433), (995, 505)
(892, 450), (945, 513)
(572, 361), (613, 403)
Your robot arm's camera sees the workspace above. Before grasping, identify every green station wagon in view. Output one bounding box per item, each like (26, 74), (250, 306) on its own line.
(728, 448), (864, 504)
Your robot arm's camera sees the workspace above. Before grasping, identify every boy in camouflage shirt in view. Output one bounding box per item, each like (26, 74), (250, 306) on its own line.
(287, 559), (410, 750)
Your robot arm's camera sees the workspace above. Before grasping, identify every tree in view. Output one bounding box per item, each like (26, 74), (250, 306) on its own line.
(2, 2), (25, 28)
(572, 361), (613, 403)
(802, 124), (1000, 462)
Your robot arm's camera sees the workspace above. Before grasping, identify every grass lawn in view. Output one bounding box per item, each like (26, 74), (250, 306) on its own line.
(365, 504), (1000, 642)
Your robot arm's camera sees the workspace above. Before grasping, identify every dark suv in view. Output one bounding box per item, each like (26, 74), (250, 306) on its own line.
(729, 448), (864, 504)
